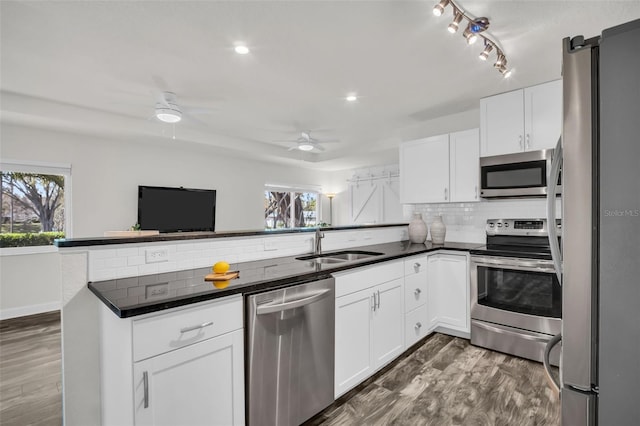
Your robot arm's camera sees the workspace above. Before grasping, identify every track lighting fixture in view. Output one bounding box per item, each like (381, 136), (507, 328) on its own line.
(433, 0), (449, 17)
(463, 27), (478, 44)
(432, 0), (511, 78)
(447, 12), (463, 33)
(479, 43), (493, 61)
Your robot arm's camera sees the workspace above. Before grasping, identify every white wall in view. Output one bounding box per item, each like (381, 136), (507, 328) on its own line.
(0, 252), (61, 319)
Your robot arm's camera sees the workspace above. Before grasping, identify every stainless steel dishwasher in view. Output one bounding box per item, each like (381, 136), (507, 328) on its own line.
(246, 276), (335, 426)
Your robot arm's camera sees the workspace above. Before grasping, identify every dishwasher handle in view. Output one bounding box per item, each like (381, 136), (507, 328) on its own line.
(256, 288), (331, 315)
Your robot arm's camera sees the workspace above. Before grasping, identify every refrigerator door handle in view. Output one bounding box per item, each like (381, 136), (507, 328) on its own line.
(546, 136), (563, 284)
(543, 333), (562, 396)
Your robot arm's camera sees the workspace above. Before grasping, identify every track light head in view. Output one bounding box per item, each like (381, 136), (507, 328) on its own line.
(447, 12), (463, 33)
(494, 53), (506, 67)
(479, 43), (493, 61)
(433, 0), (449, 16)
(463, 27), (478, 45)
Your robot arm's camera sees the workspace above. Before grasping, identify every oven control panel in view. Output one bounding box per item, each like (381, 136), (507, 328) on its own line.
(486, 219), (561, 236)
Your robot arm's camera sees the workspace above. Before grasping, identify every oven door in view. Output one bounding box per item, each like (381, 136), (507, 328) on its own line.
(470, 255), (561, 335)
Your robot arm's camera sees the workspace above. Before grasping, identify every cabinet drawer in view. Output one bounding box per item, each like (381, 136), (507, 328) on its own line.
(334, 261), (403, 298)
(404, 255), (428, 276)
(404, 272), (427, 312)
(405, 305), (429, 348)
(133, 296), (243, 361)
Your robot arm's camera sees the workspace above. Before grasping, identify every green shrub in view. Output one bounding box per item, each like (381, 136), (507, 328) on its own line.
(0, 232), (65, 248)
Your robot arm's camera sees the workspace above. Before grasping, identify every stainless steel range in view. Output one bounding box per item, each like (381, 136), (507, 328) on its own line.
(470, 218), (561, 364)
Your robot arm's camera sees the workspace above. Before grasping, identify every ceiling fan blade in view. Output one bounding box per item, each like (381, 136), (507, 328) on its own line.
(313, 144), (326, 152)
(316, 139), (340, 144)
(287, 145), (298, 151)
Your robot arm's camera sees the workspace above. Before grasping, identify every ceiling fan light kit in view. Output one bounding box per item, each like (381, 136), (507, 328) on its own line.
(155, 92), (182, 123)
(433, 0), (512, 78)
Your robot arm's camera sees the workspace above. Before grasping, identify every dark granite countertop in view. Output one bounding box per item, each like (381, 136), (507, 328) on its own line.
(89, 240), (482, 318)
(55, 223), (408, 248)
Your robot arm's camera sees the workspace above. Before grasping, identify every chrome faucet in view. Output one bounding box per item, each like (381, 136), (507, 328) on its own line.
(314, 229), (325, 255)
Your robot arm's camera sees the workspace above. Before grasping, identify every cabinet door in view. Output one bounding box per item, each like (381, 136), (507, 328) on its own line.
(400, 134), (450, 203)
(449, 128), (480, 202)
(430, 253), (469, 332)
(334, 289), (374, 397)
(133, 330), (244, 426)
(480, 90), (525, 156)
(524, 80), (562, 151)
(372, 278), (405, 369)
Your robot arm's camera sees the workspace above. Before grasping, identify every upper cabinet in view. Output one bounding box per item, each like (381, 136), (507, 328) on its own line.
(399, 129), (479, 204)
(480, 80), (562, 157)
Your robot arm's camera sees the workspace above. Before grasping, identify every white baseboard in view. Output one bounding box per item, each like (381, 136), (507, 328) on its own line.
(0, 301), (61, 320)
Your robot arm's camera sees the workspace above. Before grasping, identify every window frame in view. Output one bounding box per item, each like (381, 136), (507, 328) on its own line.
(264, 184), (321, 230)
(1, 159), (72, 255)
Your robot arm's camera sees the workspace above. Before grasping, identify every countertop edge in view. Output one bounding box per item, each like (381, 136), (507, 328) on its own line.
(91, 242), (480, 318)
(56, 223), (408, 248)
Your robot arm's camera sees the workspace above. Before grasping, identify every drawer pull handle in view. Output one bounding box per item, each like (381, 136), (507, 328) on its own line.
(143, 371), (149, 409)
(180, 321), (214, 334)
(415, 322), (422, 329)
(414, 262), (421, 269)
(414, 288), (422, 296)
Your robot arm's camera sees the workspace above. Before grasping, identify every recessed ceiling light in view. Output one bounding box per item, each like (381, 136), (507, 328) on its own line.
(234, 45), (250, 55)
(346, 95), (358, 102)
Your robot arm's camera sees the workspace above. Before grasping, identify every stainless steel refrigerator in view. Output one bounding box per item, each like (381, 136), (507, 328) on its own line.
(545, 18), (640, 425)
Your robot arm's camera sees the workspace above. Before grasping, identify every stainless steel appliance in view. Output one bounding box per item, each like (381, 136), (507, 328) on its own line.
(480, 149), (561, 198)
(246, 277), (335, 426)
(542, 19), (640, 425)
(471, 219), (562, 364)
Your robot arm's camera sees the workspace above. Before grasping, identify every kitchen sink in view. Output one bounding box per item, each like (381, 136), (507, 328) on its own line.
(296, 250), (384, 264)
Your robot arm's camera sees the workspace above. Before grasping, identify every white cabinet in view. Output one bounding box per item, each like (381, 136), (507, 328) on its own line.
(100, 296), (245, 426)
(427, 252), (470, 335)
(449, 129), (480, 202)
(399, 134), (449, 204)
(400, 129), (479, 204)
(403, 255), (430, 347)
(334, 262), (404, 397)
(133, 331), (244, 426)
(480, 80), (562, 157)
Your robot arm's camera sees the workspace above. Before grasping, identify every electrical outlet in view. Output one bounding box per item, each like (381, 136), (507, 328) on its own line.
(145, 283), (169, 299)
(145, 247), (169, 263)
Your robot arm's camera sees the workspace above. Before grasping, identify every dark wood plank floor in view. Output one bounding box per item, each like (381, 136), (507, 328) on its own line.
(307, 333), (560, 426)
(0, 311), (62, 426)
(0, 313), (559, 426)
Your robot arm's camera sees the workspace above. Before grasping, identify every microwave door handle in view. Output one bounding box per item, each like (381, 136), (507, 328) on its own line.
(546, 136), (563, 284)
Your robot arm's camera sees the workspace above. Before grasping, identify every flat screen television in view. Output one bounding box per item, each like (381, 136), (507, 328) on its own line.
(138, 186), (216, 233)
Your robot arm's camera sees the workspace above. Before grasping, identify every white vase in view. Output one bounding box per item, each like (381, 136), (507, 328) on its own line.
(430, 215), (446, 244)
(408, 212), (428, 244)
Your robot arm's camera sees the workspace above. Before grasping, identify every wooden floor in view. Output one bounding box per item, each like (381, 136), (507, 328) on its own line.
(0, 311), (62, 426)
(307, 333), (560, 426)
(0, 314), (559, 426)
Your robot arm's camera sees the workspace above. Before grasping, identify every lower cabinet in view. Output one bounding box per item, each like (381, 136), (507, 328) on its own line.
(100, 295), (245, 426)
(133, 330), (244, 426)
(403, 255), (430, 347)
(334, 262), (405, 397)
(427, 251), (470, 334)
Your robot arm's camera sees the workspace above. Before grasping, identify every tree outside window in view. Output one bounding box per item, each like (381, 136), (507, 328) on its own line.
(1, 171), (66, 247)
(264, 190), (318, 229)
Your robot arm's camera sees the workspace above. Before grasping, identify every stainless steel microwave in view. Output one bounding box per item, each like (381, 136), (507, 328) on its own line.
(480, 149), (561, 198)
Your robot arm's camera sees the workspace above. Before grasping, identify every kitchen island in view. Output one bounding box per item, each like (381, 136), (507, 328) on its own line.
(56, 224), (482, 425)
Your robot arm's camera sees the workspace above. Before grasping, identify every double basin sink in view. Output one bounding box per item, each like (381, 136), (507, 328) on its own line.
(296, 250), (384, 265)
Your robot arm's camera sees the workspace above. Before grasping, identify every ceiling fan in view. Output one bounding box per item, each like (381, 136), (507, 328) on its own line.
(155, 92), (182, 123)
(276, 131), (339, 152)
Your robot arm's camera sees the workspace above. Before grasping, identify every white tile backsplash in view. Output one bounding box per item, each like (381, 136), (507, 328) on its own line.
(404, 198), (560, 244)
(85, 226), (408, 281)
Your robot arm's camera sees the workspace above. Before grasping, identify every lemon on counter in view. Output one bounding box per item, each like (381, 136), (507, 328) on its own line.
(213, 261), (230, 274)
(213, 280), (230, 289)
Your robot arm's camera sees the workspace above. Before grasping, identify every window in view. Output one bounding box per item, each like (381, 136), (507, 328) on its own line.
(264, 187), (318, 229)
(1, 160), (71, 249)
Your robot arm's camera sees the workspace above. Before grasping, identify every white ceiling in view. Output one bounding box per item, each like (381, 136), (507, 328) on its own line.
(2, 1), (639, 171)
